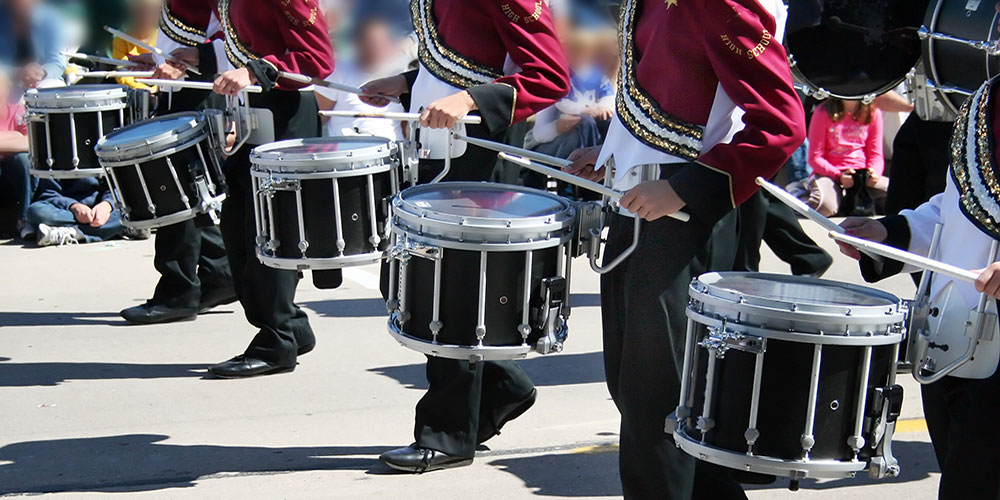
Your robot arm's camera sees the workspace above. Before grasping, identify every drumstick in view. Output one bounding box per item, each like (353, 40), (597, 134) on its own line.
(318, 110), (483, 124)
(79, 71), (154, 79)
(755, 177), (845, 234)
(136, 79), (263, 93)
(104, 26), (201, 76)
(278, 72), (401, 103)
(455, 132), (572, 168)
(830, 231), (980, 284)
(498, 152), (691, 223)
(62, 51), (141, 68)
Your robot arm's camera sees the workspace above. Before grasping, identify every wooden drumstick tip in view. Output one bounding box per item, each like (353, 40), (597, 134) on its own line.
(754, 176), (766, 186)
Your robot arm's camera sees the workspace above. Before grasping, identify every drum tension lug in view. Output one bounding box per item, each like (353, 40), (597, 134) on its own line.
(534, 277), (568, 355)
(468, 354), (484, 370)
(698, 326), (764, 358)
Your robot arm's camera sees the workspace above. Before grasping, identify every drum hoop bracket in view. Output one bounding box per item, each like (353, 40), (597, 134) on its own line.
(698, 321), (765, 358)
(688, 309), (905, 347)
(389, 237), (442, 262)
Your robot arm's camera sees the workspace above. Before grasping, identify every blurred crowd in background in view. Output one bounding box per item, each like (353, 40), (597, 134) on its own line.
(0, 0), (911, 256)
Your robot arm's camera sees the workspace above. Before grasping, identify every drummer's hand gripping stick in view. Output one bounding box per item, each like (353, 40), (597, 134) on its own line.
(137, 79), (263, 156)
(831, 231), (1000, 383)
(317, 111), (484, 185)
(104, 26), (201, 75)
(442, 131), (690, 274)
(279, 72), (401, 103)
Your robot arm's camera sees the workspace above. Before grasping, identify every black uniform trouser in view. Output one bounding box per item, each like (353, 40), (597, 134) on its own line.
(922, 369), (1000, 500)
(151, 221), (231, 309)
(735, 190), (831, 275)
(885, 115), (953, 215)
(148, 89), (233, 309)
(220, 147), (314, 367)
(379, 135), (536, 458)
(217, 90), (320, 367)
(601, 207), (747, 500)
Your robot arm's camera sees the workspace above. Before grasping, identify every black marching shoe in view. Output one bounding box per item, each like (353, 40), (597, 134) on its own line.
(120, 303), (198, 325)
(207, 355), (294, 378)
(198, 287), (238, 314)
(477, 389), (538, 444)
(379, 444), (473, 473)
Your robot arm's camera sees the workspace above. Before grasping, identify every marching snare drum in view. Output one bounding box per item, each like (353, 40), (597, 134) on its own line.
(96, 112), (226, 229)
(250, 137), (400, 270)
(25, 85), (146, 179)
(785, 0), (926, 99)
(674, 273), (906, 481)
(386, 183), (576, 361)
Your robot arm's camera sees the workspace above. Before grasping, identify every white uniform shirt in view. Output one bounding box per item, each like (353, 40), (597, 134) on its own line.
(314, 59), (406, 141)
(899, 175), (1000, 378)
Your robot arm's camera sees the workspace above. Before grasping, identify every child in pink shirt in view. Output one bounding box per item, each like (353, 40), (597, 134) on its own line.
(0, 70), (33, 238)
(806, 99), (888, 216)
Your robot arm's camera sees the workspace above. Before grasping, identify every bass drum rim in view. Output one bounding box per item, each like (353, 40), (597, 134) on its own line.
(921, 0), (1000, 117)
(785, 0), (927, 100)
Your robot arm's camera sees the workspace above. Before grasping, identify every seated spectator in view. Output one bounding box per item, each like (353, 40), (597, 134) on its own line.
(806, 98), (887, 217)
(112, 0), (160, 90)
(527, 28), (615, 159)
(0, 0), (67, 90)
(0, 70), (34, 239)
(315, 16), (408, 141)
(25, 176), (124, 246)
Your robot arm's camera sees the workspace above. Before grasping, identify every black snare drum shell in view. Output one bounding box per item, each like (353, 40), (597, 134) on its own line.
(112, 141), (216, 222)
(269, 170), (393, 260)
(686, 325), (895, 462)
(400, 246), (559, 347)
(30, 110), (122, 172)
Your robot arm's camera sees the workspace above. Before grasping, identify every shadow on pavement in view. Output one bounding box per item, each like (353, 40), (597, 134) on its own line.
(0, 359), (207, 387)
(369, 351), (606, 390)
(0, 311), (127, 327)
(490, 447), (622, 497)
(745, 439), (936, 491)
(489, 438), (934, 497)
(0, 434), (392, 495)
(303, 298), (387, 318)
(303, 293), (602, 319)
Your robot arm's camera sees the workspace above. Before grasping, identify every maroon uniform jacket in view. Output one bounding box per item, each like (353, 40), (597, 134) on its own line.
(216, 0), (333, 91)
(159, 0), (216, 47)
(618, 0), (806, 220)
(406, 0), (570, 134)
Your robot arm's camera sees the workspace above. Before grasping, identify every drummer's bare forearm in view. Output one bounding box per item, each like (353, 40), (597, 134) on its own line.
(0, 134), (28, 153)
(873, 90), (913, 113)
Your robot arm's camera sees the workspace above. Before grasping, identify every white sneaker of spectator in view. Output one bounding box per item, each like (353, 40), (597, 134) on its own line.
(36, 224), (84, 247)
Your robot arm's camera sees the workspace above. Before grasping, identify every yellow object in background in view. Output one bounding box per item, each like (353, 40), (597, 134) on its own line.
(112, 31), (158, 90)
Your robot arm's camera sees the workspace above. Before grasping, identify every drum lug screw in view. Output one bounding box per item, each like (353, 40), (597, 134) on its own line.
(696, 416), (714, 432)
(847, 435), (865, 453)
(800, 434), (815, 453)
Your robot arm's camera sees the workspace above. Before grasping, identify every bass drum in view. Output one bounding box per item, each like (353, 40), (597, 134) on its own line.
(917, 0), (1000, 120)
(786, 0), (927, 99)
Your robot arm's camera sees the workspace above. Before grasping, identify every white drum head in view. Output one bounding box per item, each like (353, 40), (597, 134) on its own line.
(25, 84), (129, 110)
(250, 137), (395, 172)
(96, 112), (206, 162)
(690, 272), (905, 342)
(699, 272), (898, 309)
(392, 182), (576, 248)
